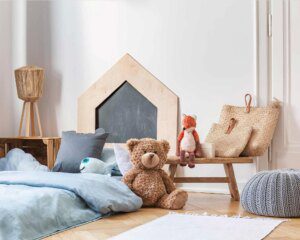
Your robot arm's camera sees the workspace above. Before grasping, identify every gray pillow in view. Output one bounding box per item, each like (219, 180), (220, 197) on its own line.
(52, 129), (108, 173)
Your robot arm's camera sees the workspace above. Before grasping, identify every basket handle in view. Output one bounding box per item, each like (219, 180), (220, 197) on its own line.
(225, 118), (236, 134)
(244, 94), (252, 113)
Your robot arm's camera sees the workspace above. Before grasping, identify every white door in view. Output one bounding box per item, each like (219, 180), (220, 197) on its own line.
(270, 0), (300, 169)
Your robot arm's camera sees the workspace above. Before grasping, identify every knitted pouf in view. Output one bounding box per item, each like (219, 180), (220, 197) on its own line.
(241, 169), (300, 217)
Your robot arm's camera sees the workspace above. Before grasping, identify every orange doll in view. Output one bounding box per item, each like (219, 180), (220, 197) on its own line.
(176, 114), (202, 168)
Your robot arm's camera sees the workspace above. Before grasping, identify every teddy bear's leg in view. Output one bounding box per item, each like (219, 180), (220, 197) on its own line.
(156, 189), (188, 210)
(195, 141), (202, 158)
(188, 152), (195, 168)
(179, 150), (187, 167)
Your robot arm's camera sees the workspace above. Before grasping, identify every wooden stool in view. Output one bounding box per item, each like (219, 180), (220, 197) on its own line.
(166, 156), (254, 201)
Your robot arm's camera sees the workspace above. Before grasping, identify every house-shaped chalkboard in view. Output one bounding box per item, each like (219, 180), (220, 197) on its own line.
(77, 54), (178, 153)
(96, 81), (157, 143)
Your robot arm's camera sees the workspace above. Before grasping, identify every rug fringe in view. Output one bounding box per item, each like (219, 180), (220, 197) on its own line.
(168, 212), (289, 222)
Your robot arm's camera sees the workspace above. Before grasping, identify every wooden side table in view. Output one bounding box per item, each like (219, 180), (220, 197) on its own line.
(0, 137), (61, 169)
(166, 156), (254, 201)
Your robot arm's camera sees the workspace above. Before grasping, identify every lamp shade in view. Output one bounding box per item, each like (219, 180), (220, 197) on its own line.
(15, 66), (44, 102)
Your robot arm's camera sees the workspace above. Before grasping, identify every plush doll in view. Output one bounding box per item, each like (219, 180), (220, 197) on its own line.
(79, 157), (115, 175)
(122, 138), (188, 210)
(176, 114), (202, 168)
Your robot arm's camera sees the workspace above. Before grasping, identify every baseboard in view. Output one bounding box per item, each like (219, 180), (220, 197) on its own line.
(179, 186), (230, 194)
(177, 182), (247, 195)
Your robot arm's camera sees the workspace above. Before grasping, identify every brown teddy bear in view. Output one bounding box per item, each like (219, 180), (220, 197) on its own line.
(122, 138), (188, 209)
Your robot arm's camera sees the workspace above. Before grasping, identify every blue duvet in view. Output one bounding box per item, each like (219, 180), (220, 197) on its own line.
(0, 171), (142, 240)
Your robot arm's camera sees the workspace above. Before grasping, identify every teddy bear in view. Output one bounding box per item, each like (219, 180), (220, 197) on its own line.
(122, 138), (188, 210)
(176, 114), (202, 168)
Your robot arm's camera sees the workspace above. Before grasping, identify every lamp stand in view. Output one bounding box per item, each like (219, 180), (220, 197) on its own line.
(19, 101), (43, 137)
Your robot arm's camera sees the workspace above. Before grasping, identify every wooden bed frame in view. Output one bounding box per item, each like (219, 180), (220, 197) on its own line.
(166, 156), (254, 201)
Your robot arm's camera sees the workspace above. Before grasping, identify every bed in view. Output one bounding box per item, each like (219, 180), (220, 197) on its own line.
(0, 170), (142, 240)
(0, 149), (141, 240)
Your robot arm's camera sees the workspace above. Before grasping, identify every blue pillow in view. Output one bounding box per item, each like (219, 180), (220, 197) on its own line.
(52, 129), (108, 173)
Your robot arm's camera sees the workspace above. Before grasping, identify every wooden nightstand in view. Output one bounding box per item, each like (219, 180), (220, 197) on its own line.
(0, 137), (61, 169)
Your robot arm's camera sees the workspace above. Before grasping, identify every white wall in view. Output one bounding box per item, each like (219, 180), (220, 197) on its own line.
(25, 0), (257, 193)
(0, 1), (14, 136)
(0, 0), (27, 137)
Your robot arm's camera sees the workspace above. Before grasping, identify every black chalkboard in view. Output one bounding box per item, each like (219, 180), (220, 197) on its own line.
(96, 81), (157, 143)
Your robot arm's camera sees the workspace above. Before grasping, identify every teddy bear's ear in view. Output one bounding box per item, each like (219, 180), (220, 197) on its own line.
(181, 114), (186, 120)
(126, 138), (140, 152)
(191, 114), (197, 120)
(160, 140), (170, 154)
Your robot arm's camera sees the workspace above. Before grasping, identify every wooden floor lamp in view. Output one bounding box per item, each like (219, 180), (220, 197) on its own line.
(15, 66), (44, 137)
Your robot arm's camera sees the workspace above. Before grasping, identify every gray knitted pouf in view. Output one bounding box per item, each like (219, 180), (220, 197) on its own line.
(241, 169), (300, 217)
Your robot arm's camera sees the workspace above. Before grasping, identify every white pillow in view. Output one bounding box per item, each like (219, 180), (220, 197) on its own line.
(113, 144), (132, 175)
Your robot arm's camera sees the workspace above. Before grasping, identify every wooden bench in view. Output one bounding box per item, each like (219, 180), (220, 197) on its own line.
(166, 156), (254, 201)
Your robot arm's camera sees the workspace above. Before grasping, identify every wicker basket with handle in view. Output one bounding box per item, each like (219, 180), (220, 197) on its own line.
(219, 94), (280, 156)
(205, 118), (253, 157)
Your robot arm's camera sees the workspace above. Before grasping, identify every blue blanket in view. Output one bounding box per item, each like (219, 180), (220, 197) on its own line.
(0, 171), (142, 240)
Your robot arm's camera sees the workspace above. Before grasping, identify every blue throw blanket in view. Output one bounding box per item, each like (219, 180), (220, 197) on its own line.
(0, 171), (142, 240)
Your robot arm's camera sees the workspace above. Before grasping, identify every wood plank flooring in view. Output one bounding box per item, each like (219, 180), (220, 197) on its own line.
(46, 192), (300, 240)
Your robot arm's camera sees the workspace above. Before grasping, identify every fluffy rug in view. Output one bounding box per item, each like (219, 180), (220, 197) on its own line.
(110, 212), (286, 240)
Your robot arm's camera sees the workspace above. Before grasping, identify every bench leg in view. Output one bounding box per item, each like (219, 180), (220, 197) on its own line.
(223, 163), (240, 201)
(169, 164), (178, 181)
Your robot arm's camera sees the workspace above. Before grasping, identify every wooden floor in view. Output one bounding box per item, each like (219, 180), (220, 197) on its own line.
(46, 192), (300, 240)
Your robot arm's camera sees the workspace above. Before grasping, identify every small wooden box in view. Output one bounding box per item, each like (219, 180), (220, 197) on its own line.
(0, 137), (61, 169)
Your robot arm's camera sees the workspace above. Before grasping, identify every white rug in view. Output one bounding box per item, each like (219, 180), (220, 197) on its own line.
(109, 213), (286, 240)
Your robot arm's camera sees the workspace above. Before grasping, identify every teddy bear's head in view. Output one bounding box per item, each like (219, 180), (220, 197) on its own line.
(126, 138), (170, 170)
(182, 114), (197, 132)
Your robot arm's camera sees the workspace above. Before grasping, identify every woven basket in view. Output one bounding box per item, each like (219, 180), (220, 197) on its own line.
(15, 66), (44, 102)
(219, 94), (280, 156)
(205, 119), (252, 157)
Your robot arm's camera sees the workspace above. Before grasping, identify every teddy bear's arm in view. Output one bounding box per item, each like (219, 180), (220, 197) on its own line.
(122, 169), (139, 190)
(193, 130), (202, 157)
(176, 131), (184, 156)
(192, 130), (199, 142)
(159, 170), (176, 193)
